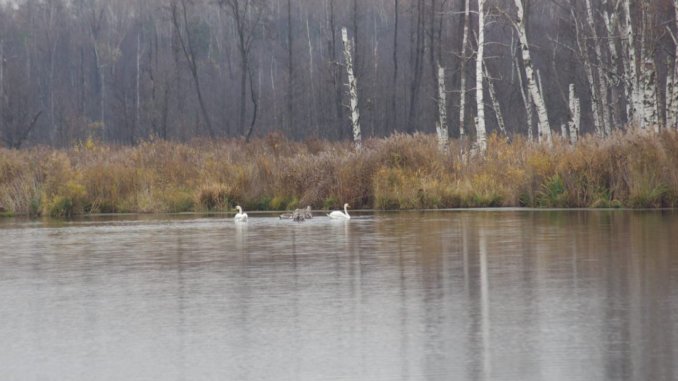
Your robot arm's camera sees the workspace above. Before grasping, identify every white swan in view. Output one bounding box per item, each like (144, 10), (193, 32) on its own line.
(327, 203), (350, 219)
(234, 205), (248, 222)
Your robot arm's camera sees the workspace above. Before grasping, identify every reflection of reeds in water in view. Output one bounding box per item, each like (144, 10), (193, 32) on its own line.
(1, 129), (678, 217)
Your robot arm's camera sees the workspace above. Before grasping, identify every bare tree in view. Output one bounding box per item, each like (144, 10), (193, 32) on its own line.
(221, 0), (265, 139)
(513, 0), (551, 144)
(342, 27), (361, 148)
(436, 64), (448, 151)
(476, 0), (487, 153)
(171, 0), (215, 138)
(584, 0), (611, 135)
(458, 0), (470, 142)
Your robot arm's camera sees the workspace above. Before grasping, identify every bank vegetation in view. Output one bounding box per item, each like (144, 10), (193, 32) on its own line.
(1, 130), (677, 217)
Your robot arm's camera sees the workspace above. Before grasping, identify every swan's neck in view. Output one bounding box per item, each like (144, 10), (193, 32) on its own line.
(344, 205), (349, 216)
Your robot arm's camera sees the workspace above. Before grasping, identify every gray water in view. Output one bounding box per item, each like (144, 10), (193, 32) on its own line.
(1, 210), (677, 380)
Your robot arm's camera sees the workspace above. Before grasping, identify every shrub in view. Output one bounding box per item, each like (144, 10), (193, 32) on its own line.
(42, 180), (87, 217)
(196, 183), (231, 211)
(2, 130), (678, 217)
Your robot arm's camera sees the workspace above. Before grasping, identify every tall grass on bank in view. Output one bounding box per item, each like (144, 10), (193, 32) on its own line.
(1, 130), (677, 217)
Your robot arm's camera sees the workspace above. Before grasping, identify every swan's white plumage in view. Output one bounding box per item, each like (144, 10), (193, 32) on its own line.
(234, 205), (248, 222)
(328, 203), (350, 219)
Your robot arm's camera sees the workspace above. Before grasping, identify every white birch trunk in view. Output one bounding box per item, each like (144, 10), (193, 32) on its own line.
(475, 0), (487, 153)
(568, 83), (580, 145)
(515, 54), (533, 140)
(603, 0), (619, 67)
(484, 62), (506, 136)
(342, 27), (362, 148)
(666, 57), (675, 128)
(642, 58), (659, 131)
(136, 32), (141, 137)
(459, 0), (470, 141)
(573, 8), (603, 136)
(585, 0), (611, 136)
(436, 64), (449, 152)
(603, 0), (621, 128)
(514, 0), (551, 144)
(623, 0), (642, 124)
(670, 0), (678, 129)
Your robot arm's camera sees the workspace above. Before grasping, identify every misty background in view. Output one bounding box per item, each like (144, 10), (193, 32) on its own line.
(0, 0), (675, 148)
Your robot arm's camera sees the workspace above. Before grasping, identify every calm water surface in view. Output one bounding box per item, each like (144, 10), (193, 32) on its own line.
(1, 210), (677, 380)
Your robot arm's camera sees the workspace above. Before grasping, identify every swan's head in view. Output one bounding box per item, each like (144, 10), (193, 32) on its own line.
(236, 205), (242, 213)
(306, 206), (312, 211)
(344, 203), (350, 208)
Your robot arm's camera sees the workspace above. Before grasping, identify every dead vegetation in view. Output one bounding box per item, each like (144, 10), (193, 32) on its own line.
(1, 130), (677, 217)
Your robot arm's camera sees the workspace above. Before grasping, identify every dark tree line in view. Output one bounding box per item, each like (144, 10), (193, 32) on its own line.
(0, 0), (677, 148)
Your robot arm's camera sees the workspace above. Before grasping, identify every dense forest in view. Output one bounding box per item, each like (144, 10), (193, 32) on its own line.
(1, 0), (677, 149)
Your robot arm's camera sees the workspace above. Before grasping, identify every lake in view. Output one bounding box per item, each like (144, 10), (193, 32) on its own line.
(1, 210), (677, 380)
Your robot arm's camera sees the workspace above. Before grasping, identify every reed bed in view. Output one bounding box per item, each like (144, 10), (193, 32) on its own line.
(1, 129), (677, 217)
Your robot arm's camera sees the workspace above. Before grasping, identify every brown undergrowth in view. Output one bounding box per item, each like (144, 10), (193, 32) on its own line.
(1, 129), (677, 217)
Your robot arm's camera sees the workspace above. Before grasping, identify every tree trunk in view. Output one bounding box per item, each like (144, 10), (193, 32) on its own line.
(476, 0), (487, 153)
(669, 0), (678, 129)
(573, 9), (603, 136)
(568, 83), (580, 144)
(622, 0), (641, 125)
(135, 31), (141, 142)
(458, 0), (470, 141)
(392, 0), (399, 132)
(642, 58), (658, 130)
(287, 0), (294, 136)
(514, 53), (534, 140)
(585, 0), (611, 136)
(436, 64), (448, 151)
(407, 0), (424, 133)
(172, 0), (215, 139)
(602, 0), (621, 128)
(640, 4), (658, 130)
(328, 0), (344, 139)
(306, 15), (316, 134)
(0, 40), (4, 135)
(342, 27), (361, 148)
(485, 62), (506, 136)
(514, 0), (551, 144)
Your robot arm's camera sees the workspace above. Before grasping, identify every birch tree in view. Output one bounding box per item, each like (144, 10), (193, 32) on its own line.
(640, 3), (658, 130)
(622, 0), (641, 124)
(573, 9), (602, 136)
(475, 0), (487, 153)
(568, 84), (580, 144)
(514, 52), (534, 140)
(436, 64), (448, 151)
(342, 27), (361, 148)
(584, 0), (611, 136)
(458, 0), (470, 141)
(514, 0), (551, 144)
(485, 62), (506, 136)
(667, 0), (678, 129)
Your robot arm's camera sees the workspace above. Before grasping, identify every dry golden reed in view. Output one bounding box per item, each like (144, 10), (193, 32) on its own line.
(1, 129), (677, 217)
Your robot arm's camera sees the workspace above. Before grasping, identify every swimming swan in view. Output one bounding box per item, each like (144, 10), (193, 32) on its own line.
(328, 203), (350, 219)
(234, 205), (248, 222)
